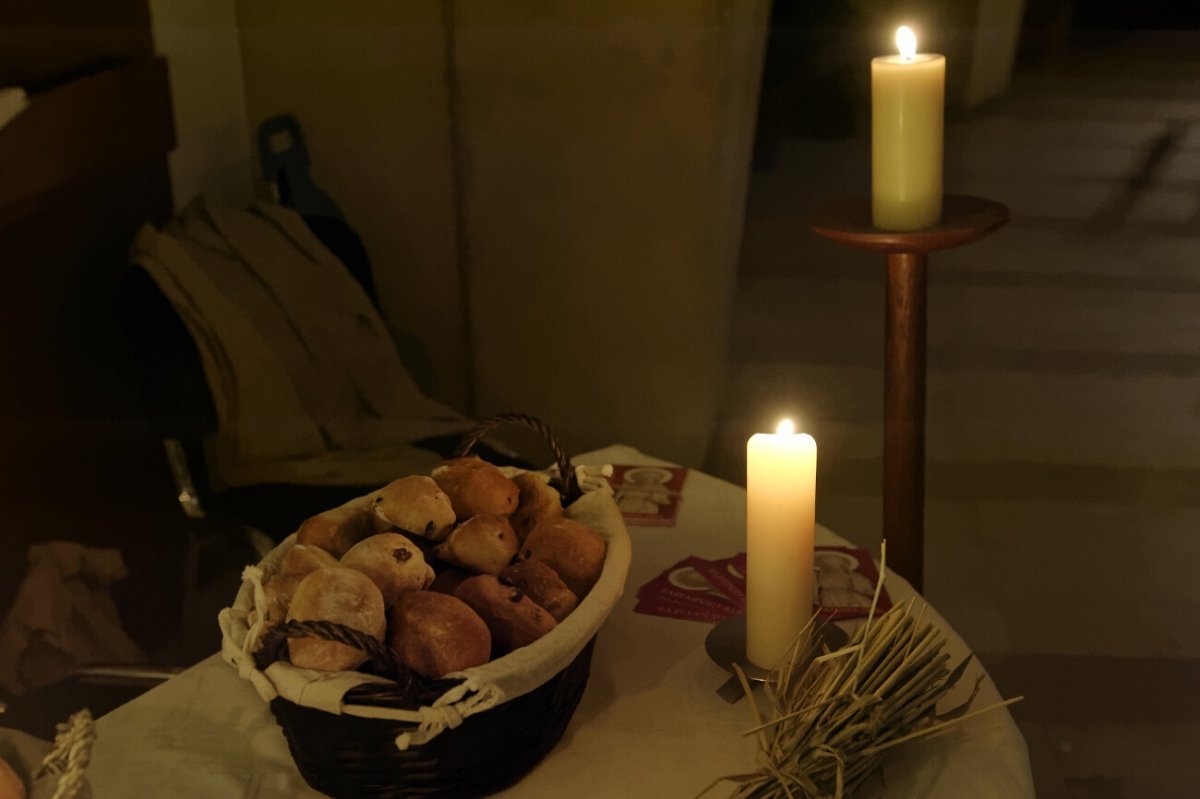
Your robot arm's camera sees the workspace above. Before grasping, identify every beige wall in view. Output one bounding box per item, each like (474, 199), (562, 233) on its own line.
(150, 0), (254, 208)
(459, 1), (769, 464)
(237, 1), (469, 409)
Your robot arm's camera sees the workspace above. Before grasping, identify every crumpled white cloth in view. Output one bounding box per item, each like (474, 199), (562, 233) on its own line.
(0, 543), (145, 696)
(219, 475), (631, 750)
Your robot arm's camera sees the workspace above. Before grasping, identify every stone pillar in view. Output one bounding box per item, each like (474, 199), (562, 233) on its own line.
(456, 1), (770, 464)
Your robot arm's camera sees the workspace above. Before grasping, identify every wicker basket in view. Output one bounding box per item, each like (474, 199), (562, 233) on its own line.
(219, 415), (631, 798)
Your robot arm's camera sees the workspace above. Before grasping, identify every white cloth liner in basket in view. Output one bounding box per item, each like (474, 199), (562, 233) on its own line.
(218, 467), (631, 751)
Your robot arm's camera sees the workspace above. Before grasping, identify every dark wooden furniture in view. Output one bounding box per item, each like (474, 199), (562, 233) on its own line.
(810, 195), (1009, 590)
(0, 13), (184, 648)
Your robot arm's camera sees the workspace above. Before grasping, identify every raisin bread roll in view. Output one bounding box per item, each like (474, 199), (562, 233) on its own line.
(388, 591), (491, 678)
(297, 505), (375, 558)
(499, 559), (577, 622)
(434, 514), (518, 575)
(432, 457), (519, 518)
(369, 475), (456, 541)
(520, 517), (607, 598)
(341, 533), (435, 606)
(509, 472), (563, 542)
(454, 575), (557, 655)
(287, 567), (386, 672)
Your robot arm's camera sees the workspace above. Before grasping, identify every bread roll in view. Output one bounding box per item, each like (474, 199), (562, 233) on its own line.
(509, 472), (562, 542)
(429, 566), (473, 596)
(287, 567), (386, 672)
(297, 505), (375, 557)
(279, 543), (338, 576)
(499, 559), (577, 621)
(0, 756), (24, 799)
(455, 575), (557, 654)
(262, 544), (338, 626)
(341, 533), (435, 606)
(388, 591), (491, 678)
(520, 517), (607, 598)
(432, 457), (520, 518)
(369, 475), (456, 541)
(434, 514), (518, 575)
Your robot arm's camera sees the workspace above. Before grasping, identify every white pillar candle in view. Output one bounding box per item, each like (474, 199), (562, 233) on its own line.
(872, 25), (946, 231)
(746, 419), (817, 669)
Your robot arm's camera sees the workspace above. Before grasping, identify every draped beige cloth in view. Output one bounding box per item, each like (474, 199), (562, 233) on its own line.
(131, 200), (471, 487)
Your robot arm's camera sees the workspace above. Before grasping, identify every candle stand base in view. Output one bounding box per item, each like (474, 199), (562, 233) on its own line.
(705, 615), (848, 703)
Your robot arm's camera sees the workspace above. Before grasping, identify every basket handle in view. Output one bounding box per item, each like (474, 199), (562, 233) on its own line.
(454, 412), (580, 503)
(255, 619), (424, 698)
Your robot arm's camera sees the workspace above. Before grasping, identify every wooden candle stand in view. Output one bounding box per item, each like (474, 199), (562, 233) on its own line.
(810, 195), (1009, 591)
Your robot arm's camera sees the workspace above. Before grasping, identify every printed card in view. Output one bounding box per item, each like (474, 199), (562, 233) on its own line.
(609, 464), (689, 527)
(634, 548), (892, 622)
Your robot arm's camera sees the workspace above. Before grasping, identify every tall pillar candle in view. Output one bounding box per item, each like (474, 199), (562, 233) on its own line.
(746, 420), (817, 669)
(872, 26), (945, 231)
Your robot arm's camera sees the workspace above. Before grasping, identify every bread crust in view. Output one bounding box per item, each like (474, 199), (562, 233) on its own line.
(498, 559), (577, 622)
(520, 517), (607, 598)
(296, 506), (375, 557)
(432, 457), (520, 518)
(454, 575), (557, 654)
(388, 591), (491, 678)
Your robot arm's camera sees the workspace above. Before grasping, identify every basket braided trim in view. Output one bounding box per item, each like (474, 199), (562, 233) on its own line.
(255, 619), (433, 704)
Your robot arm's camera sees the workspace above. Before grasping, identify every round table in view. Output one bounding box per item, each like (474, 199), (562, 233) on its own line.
(87, 445), (1033, 797)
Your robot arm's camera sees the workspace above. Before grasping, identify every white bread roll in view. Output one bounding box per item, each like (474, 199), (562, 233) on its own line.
(369, 475), (456, 541)
(286, 567), (386, 672)
(262, 544), (338, 626)
(340, 533), (435, 606)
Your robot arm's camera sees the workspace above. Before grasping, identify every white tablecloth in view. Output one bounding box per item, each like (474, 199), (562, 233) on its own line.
(88, 445), (1034, 797)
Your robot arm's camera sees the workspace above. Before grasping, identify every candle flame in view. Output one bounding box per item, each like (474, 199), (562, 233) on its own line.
(896, 26), (917, 60)
(776, 419), (795, 436)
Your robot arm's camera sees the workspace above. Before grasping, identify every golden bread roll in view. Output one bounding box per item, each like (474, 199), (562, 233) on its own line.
(369, 475), (456, 541)
(499, 559), (577, 621)
(434, 514), (519, 575)
(388, 591), (491, 678)
(520, 517), (607, 598)
(287, 567), (386, 672)
(454, 575), (557, 654)
(432, 457), (520, 518)
(0, 756), (24, 799)
(262, 544), (338, 626)
(296, 505), (375, 557)
(509, 472), (563, 542)
(341, 533), (435, 606)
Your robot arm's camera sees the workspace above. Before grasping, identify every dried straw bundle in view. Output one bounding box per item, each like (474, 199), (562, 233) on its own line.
(704, 544), (1021, 799)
